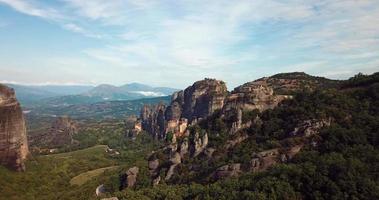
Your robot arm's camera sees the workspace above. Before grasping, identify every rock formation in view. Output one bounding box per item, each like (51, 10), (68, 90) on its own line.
(180, 79), (227, 122)
(140, 103), (167, 139)
(212, 163), (242, 180)
(125, 115), (142, 139)
(135, 75), (340, 186)
(223, 81), (284, 112)
(0, 84), (29, 171)
(121, 166), (139, 189)
(49, 116), (78, 147)
(165, 152), (181, 180)
(140, 78), (290, 141)
(140, 79), (227, 140)
(249, 145), (303, 173)
(290, 118), (332, 137)
(190, 131), (208, 157)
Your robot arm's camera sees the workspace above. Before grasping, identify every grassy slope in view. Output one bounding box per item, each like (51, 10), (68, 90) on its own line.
(70, 166), (119, 186)
(0, 125), (161, 200)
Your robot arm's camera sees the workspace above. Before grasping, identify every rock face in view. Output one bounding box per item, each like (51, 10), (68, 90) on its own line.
(49, 116), (78, 147)
(140, 79), (227, 140)
(180, 79), (227, 122)
(140, 78), (290, 141)
(0, 84), (29, 171)
(223, 81), (290, 134)
(190, 131), (208, 157)
(224, 81), (282, 112)
(125, 116), (142, 139)
(140, 103), (167, 139)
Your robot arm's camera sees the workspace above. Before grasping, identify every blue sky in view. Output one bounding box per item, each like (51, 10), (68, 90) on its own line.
(0, 0), (378, 89)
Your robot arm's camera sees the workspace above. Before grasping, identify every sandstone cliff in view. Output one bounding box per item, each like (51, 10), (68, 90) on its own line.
(140, 79), (227, 140)
(0, 84), (29, 171)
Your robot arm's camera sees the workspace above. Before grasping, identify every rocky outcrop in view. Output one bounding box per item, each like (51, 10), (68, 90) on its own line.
(222, 81), (290, 134)
(178, 138), (189, 157)
(290, 119), (331, 137)
(125, 116), (142, 139)
(249, 145), (303, 173)
(140, 79), (227, 141)
(224, 81), (288, 112)
(165, 152), (181, 181)
(140, 103), (166, 139)
(49, 116), (78, 147)
(180, 79), (227, 122)
(190, 131), (208, 157)
(212, 163), (242, 180)
(121, 166), (139, 189)
(0, 84), (29, 171)
(249, 149), (280, 172)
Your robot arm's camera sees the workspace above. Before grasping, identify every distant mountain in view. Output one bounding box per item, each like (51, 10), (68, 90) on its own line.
(29, 83), (178, 107)
(5, 82), (177, 107)
(30, 85), (94, 95)
(4, 84), (95, 105)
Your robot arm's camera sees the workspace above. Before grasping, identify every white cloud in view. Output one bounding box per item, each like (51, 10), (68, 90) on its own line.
(131, 91), (165, 97)
(62, 0), (128, 23)
(0, 0), (62, 20)
(62, 23), (103, 38)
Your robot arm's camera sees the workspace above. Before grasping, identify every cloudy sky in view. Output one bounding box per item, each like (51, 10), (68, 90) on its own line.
(0, 0), (378, 88)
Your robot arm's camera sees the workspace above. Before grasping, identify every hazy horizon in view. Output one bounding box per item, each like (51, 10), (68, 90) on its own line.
(0, 0), (378, 88)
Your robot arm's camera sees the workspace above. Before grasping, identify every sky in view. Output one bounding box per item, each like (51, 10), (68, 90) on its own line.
(0, 0), (378, 89)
